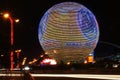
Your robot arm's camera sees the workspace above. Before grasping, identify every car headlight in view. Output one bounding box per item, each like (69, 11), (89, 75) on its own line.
(23, 66), (30, 71)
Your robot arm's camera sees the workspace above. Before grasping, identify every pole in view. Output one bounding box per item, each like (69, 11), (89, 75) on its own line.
(16, 52), (20, 68)
(3, 13), (19, 70)
(15, 49), (21, 69)
(9, 17), (14, 70)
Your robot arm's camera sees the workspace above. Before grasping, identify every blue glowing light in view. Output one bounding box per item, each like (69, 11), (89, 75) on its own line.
(78, 8), (99, 41)
(38, 2), (99, 63)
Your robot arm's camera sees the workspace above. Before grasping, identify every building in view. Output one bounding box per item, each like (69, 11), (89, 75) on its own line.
(38, 2), (99, 64)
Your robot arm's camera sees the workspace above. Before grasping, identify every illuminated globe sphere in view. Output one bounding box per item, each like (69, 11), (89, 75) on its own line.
(38, 2), (99, 64)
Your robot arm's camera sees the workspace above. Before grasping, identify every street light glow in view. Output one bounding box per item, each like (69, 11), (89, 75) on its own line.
(15, 49), (21, 53)
(2, 12), (20, 70)
(3, 13), (10, 18)
(3, 13), (20, 23)
(15, 19), (20, 23)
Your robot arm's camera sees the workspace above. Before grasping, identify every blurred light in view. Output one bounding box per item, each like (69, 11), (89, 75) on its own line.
(31, 74), (120, 79)
(3, 13), (20, 23)
(41, 59), (57, 65)
(88, 56), (94, 63)
(33, 58), (37, 61)
(42, 59), (51, 63)
(45, 52), (48, 54)
(0, 54), (4, 57)
(89, 53), (93, 56)
(67, 62), (70, 65)
(3, 13), (9, 18)
(23, 66), (30, 71)
(15, 49), (21, 53)
(112, 64), (119, 68)
(84, 60), (88, 64)
(40, 55), (44, 57)
(29, 58), (38, 65)
(53, 50), (57, 53)
(15, 19), (20, 23)
(28, 62), (32, 65)
(22, 57), (27, 65)
(33, 58), (38, 63)
(50, 59), (57, 65)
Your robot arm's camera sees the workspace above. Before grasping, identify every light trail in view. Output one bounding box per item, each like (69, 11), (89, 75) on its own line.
(0, 73), (23, 76)
(31, 74), (120, 80)
(0, 73), (120, 80)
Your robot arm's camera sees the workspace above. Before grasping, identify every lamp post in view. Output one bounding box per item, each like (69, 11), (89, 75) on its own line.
(3, 13), (19, 70)
(15, 49), (21, 69)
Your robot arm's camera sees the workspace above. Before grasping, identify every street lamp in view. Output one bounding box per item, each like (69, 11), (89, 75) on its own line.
(3, 12), (19, 70)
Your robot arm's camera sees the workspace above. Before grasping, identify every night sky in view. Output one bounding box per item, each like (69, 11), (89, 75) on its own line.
(0, 0), (120, 60)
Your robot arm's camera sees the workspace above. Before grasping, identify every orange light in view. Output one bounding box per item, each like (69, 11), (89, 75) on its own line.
(3, 13), (9, 18)
(84, 60), (88, 64)
(88, 56), (93, 62)
(53, 50), (57, 53)
(15, 19), (20, 23)
(22, 57), (27, 65)
(67, 62), (70, 65)
(15, 49), (21, 53)
(45, 52), (48, 54)
(40, 55), (44, 57)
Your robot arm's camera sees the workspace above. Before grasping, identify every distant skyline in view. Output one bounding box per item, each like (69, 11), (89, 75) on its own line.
(0, 0), (120, 60)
